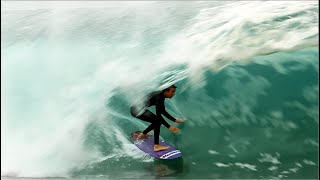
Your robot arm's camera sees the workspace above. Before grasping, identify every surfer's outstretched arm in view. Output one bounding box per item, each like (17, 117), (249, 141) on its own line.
(162, 109), (176, 122)
(156, 99), (176, 121)
(155, 103), (170, 128)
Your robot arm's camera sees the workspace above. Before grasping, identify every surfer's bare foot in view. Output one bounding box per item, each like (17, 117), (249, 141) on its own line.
(137, 133), (146, 140)
(154, 144), (169, 151)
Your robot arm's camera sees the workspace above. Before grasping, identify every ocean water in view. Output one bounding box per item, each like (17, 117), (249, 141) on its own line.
(1, 1), (318, 179)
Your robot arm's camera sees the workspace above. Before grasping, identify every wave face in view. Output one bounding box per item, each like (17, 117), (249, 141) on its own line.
(1, 1), (318, 179)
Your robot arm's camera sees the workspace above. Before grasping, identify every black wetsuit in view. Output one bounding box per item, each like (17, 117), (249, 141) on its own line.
(130, 91), (176, 144)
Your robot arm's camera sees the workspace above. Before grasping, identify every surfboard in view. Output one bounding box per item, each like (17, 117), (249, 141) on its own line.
(131, 131), (182, 160)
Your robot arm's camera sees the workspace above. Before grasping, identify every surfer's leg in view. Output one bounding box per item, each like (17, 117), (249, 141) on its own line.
(138, 112), (162, 144)
(153, 121), (160, 144)
(143, 112), (169, 151)
(143, 123), (156, 135)
(139, 110), (165, 137)
(133, 110), (157, 138)
(153, 122), (169, 151)
(133, 110), (154, 123)
(134, 110), (169, 150)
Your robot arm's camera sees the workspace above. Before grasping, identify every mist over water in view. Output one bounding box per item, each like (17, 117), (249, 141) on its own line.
(1, 1), (318, 179)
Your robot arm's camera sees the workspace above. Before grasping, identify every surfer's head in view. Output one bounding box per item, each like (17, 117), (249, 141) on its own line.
(163, 85), (177, 99)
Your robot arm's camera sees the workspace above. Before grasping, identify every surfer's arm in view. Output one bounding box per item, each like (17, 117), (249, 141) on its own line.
(155, 101), (171, 128)
(162, 109), (176, 122)
(159, 100), (176, 122)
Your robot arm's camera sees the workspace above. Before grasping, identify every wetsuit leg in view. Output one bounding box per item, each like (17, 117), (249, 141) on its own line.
(130, 107), (170, 128)
(132, 110), (162, 144)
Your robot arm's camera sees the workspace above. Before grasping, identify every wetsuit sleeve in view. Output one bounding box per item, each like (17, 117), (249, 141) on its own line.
(156, 99), (171, 128)
(162, 109), (176, 122)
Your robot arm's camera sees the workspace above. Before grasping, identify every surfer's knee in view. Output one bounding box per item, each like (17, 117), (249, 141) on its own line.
(154, 120), (162, 127)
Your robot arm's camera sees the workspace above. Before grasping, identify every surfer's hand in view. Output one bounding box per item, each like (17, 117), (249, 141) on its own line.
(169, 126), (180, 134)
(175, 119), (186, 123)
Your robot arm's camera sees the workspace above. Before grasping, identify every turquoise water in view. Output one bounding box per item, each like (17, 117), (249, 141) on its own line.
(1, 1), (318, 179)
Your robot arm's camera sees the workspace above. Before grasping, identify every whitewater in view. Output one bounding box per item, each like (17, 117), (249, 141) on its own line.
(1, 1), (318, 179)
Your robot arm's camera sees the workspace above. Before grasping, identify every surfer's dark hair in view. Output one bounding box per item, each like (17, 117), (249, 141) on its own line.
(163, 85), (177, 92)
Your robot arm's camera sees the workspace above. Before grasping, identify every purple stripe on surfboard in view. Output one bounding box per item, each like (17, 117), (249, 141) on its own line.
(131, 131), (182, 159)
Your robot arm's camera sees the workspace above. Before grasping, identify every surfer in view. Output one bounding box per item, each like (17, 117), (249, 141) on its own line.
(130, 85), (186, 151)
